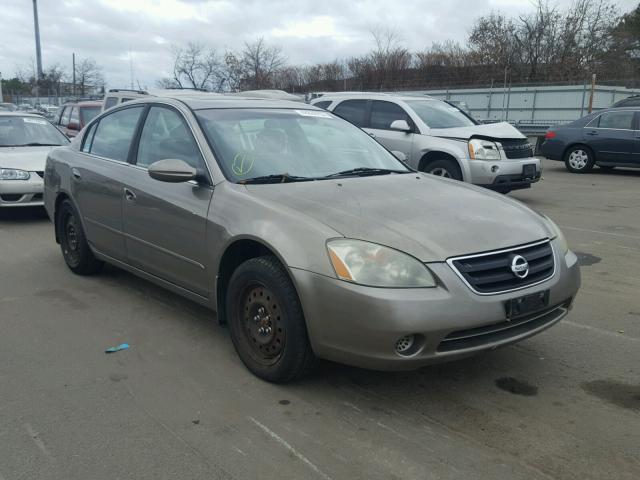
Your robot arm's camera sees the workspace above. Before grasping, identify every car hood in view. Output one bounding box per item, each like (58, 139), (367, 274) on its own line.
(0, 146), (54, 171)
(429, 122), (525, 141)
(245, 174), (552, 262)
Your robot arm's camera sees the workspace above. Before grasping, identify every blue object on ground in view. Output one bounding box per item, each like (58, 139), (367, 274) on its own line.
(105, 343), (130, 354)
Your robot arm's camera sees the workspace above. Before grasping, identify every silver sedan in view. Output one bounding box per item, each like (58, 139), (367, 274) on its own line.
(44, 95), (580, 382)
(1, 112), (69, 207)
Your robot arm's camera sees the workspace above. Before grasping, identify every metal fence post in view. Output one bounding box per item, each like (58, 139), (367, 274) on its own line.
(531, 89), (537, 122)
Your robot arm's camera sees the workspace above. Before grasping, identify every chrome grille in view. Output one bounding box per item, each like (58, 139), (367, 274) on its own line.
(448, 240), (555, 295)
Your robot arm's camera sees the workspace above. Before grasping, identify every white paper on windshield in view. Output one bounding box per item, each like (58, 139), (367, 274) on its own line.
(296, 110), (332, 119)
(23, 118), (48, 125)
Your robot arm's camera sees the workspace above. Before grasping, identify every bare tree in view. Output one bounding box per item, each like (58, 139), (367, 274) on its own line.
(240, 38), (286, 89)
(75, 58), (104, 96)
(161, 43), (223, 91)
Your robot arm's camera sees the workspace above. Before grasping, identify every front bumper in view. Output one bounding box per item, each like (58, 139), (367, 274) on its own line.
(468, 157), (541, 191)
(292, 239), (580, 371)
(0, 173), (45, 207)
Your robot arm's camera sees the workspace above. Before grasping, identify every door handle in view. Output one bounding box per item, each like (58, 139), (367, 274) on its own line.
(123, 188), (136, 201)
(368, 131), (376, 138)
(585, 131), (598, 136)
(71, 168), (81, 180)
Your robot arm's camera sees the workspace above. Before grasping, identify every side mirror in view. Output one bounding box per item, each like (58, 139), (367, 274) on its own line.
(148, 159), (197, 183)
(390, 119), (412, 132)
(67, 121), (80, 131)
(391, 150), (407, 162)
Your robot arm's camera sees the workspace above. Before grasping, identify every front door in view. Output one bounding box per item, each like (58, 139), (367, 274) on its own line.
(364, 100), (415, 162)
(122, 105), (213, 296)
(585, 110), (636, 163)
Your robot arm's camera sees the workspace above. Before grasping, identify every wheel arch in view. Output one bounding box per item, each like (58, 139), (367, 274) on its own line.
(215, 237), (297, 325)
(418, 151), (465, 179)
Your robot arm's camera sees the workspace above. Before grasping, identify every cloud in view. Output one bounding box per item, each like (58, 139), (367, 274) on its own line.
(0, 0), (637, 90)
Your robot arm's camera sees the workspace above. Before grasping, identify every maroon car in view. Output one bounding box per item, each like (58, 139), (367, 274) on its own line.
(54, 101), (101, 137)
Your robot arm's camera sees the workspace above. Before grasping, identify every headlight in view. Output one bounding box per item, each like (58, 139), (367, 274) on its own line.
(468, 139), (501, 160)
(327, 239), (436, 288)
(543, 216), (569, 254)
(0, 168), (31, 180)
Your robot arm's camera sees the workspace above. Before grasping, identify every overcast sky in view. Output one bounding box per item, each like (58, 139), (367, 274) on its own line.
(0, 0), (637, 89)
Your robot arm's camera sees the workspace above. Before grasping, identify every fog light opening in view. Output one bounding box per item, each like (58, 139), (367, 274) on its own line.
(394, 334), (425, 357)
(491, 165), (500, 173)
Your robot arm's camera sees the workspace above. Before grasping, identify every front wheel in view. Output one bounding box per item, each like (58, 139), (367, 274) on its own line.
(57, 199), (103, 275)
(564, 146), (595, 173)
(226, 256), (315, 383)
(424, 159), (463, 181)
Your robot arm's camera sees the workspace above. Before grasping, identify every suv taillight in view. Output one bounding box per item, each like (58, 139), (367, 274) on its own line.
(544, 131), (557, 139)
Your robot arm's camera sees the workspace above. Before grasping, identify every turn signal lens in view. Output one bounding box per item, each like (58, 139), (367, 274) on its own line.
(544, 131), (557, 139)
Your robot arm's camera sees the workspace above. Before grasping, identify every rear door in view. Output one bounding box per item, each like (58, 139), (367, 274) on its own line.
(122, 104), (213, 296)
(74, 105), (145, 261)
(365, 100), (416, 161)
(584, 110), (635, 163)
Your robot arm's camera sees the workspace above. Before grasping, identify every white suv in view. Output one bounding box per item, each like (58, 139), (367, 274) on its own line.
(313, 93), (541, 193)
(102, 88), (218, 112)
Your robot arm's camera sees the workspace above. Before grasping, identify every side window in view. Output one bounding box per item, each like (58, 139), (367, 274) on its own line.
(69, 107), (79, 125)
(90, 106), (144, 162)
(121, 98), (134, 103)
(56, 107), (66, 125)
(597, 111), (634, 130)
(136, 106), (203, 170)
(370, 101), (412, 130)
(620, 98), (640, 107)
(60, 107), (72, 127)
(81, 122), (98, 153)
(313, 100), (331, 110)
(333, 100), (368, 127)
(103, 97), (118, 110)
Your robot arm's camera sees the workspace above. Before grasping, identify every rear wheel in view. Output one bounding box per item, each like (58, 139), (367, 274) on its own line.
(226, 256), (315, 383)
(423, 159), (463, 181)
(57, 199), (103, 275)
(564, 146), (595, 173)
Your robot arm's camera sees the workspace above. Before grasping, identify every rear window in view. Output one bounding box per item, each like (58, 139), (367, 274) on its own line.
(313, 100), (331, 110)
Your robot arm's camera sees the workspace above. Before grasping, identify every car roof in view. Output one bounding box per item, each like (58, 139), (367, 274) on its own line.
(62, 101), (103, 107)
(142, 95), (324, 111)
(313, 92), (436, 102)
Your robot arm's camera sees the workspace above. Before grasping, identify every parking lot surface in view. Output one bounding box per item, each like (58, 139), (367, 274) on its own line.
(1, 160), (638, 480)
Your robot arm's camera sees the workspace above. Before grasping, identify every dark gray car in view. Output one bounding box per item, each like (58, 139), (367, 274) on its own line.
(541, 107), (640, 173)
(44, 95), (580, 382)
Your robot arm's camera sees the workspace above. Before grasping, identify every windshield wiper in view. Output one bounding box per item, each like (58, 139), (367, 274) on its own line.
(9, 142), (63, 147)
(324, 167), (409, 178)
(239, 173), (316, 184)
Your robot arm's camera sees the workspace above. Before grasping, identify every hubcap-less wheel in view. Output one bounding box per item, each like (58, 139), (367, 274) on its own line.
(568, 149), (589, 170)
(240, 284), (285, 366)
(429, 167), (452, 178)
(62, 214), (81, 266)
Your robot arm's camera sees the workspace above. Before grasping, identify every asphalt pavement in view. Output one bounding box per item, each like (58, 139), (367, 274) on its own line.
(0, 159), (638, 480)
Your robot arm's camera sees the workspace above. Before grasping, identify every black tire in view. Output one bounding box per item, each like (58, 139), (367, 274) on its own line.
(57, 199), (103, 275)
(226, 256), (315, 383)
(564, 145), (595, 173)
(423, 159), (463, 181)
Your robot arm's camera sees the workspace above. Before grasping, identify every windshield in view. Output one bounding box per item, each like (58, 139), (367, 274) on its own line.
(0, 116), (70, 147)
(196, 108), (410, 182)
(406, 100), (476, 129)
(81, 106), (101, 124)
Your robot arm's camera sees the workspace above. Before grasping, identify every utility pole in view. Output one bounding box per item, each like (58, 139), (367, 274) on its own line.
(587, 73), (596, 114)
(32, 0), (43, 79)
(72, 53), (76, 98)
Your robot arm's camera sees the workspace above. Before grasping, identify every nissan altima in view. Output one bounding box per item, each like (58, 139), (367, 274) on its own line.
(44, 95), (581, 382)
